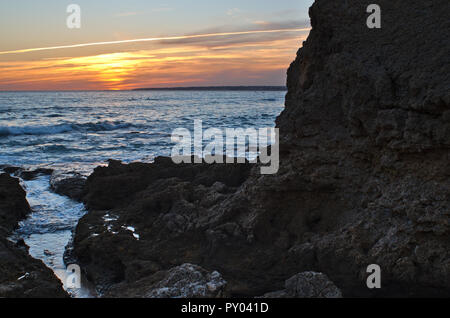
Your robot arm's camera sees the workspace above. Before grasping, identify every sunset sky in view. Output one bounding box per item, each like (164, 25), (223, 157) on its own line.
(0, 0), (313, 90)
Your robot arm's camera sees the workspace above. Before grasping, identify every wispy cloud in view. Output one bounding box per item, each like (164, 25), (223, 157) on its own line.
(226, 8), (242, 17)
(0, 30), (309, 90)
(0, 28), (310, 56)
(0, 23), (311, 90)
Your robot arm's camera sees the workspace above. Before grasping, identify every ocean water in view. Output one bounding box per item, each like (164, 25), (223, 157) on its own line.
(1, 90), (284, 297)
(13, 175), (93, 297)
(0, 91), (284, 172)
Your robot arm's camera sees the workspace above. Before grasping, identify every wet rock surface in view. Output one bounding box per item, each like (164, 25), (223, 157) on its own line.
(50, 171), (86, 201)
(71, 158), (253, 295)
(0, 165), (21, 175)
(0, 173), (67, 297)
(0, 165), (54, 181)
(72, 0), (449, 297)
(18, 168), (54, 181)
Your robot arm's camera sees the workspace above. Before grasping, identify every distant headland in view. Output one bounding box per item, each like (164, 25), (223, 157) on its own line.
(133, 86), (287, 91)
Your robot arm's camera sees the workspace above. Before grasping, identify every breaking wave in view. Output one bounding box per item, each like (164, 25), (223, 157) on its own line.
(0, 121), (133, 137)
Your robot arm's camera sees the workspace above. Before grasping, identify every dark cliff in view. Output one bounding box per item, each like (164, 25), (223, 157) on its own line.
(274, 0), (450, 296)
(72, 0), (449, 297)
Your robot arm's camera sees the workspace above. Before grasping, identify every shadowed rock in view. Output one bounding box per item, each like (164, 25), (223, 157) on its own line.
(106, 264), (227, 298)
(72, 0), (449, 298)
(18, 168), (53, 181)
(0, 173), (67, 298)
(0, 165), (21, 175)
(0, 173), (31, 236)
(263, 272), (342, 298)
(50, 171), (86, 201)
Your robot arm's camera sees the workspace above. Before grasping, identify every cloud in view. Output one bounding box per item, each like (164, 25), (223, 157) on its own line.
(253, 21), (270, 26)
(0, 27), (310, 56)
(226, 8), (242, 17)
(0, 21), (311, 90)
(250, 20), (310, 30)
(0, 31), (309, 90)
(156, 21), (310, 48)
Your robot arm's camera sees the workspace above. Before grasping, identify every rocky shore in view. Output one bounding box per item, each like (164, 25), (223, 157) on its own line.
(0, 173), (67, 297)
(69, 0), (449, 297)
(0, 0), (448, 298)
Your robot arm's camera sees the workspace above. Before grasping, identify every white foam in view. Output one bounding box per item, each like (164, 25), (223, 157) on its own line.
(122, 225), (140, 240)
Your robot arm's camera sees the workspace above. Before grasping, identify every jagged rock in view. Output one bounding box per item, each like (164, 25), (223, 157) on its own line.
(72, 0), (450, 298)
(0, 165), (21, 175)
(70, 158), (252, 294)
(81, 157), (251, 211)
(0, 173), (31, 236)
(272, 0), (450, 297)
(263, 272), (342, 298)
(0, 173), (67, 297)
(106, 264), (227, 298)
(0, 238), (68, 298)
(50, 171), (86, 201)
(17, 168), (53, 181)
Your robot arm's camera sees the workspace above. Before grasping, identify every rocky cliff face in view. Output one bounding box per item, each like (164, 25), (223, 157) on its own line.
(72, 0), (449, 297)
(274, 0), (450, 296)
(0, 174), (67, 297)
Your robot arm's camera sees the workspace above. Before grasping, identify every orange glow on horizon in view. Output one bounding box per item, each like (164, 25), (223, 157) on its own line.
(0, 32), (309, 91)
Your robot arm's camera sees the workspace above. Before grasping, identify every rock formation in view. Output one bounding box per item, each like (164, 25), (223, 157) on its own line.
(71, 158), (253, 295)
(106, 264), (227, 298)
(0, 174), (31, 237)
(50, 171), (86, 201)
(72, 0), (449, 297)
(263, 272), (342, 298)
(0, 173), (67, 297)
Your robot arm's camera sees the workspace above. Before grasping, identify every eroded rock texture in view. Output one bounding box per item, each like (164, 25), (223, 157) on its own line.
(72, 0), (449, 297)
(106, 264), (227, 298)
(0, 174), (67, 297)
(263, 272), (342, 298)
(274, 0), (450, 296)
(50, 171), (86, 201)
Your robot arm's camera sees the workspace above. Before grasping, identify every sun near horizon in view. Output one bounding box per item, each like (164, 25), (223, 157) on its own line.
(0, 0), (313, 91)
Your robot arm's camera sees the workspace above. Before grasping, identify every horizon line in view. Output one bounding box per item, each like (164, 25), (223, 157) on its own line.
(0, 28), (311, 55)
(0, 85), (288, 92)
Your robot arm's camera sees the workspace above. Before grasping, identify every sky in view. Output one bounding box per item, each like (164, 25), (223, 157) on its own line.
(0, 0), (313, 90)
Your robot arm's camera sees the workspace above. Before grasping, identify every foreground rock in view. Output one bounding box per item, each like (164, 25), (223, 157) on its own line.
(0, 173), (67, 297)
(73, 0), (449, 297)
(18, 168), (53, 181)
(0, 165), (21, 175)
(0, 165), (54, 181)
(106, 264), (227, 298)
(0, 174), (31, 236)
(50, 171), (86, 201)
(71, 158), (252, 294)
(263, 272), (342, 298)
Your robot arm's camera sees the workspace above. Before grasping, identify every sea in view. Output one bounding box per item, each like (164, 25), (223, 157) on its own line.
(0, 90), (285, 297)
